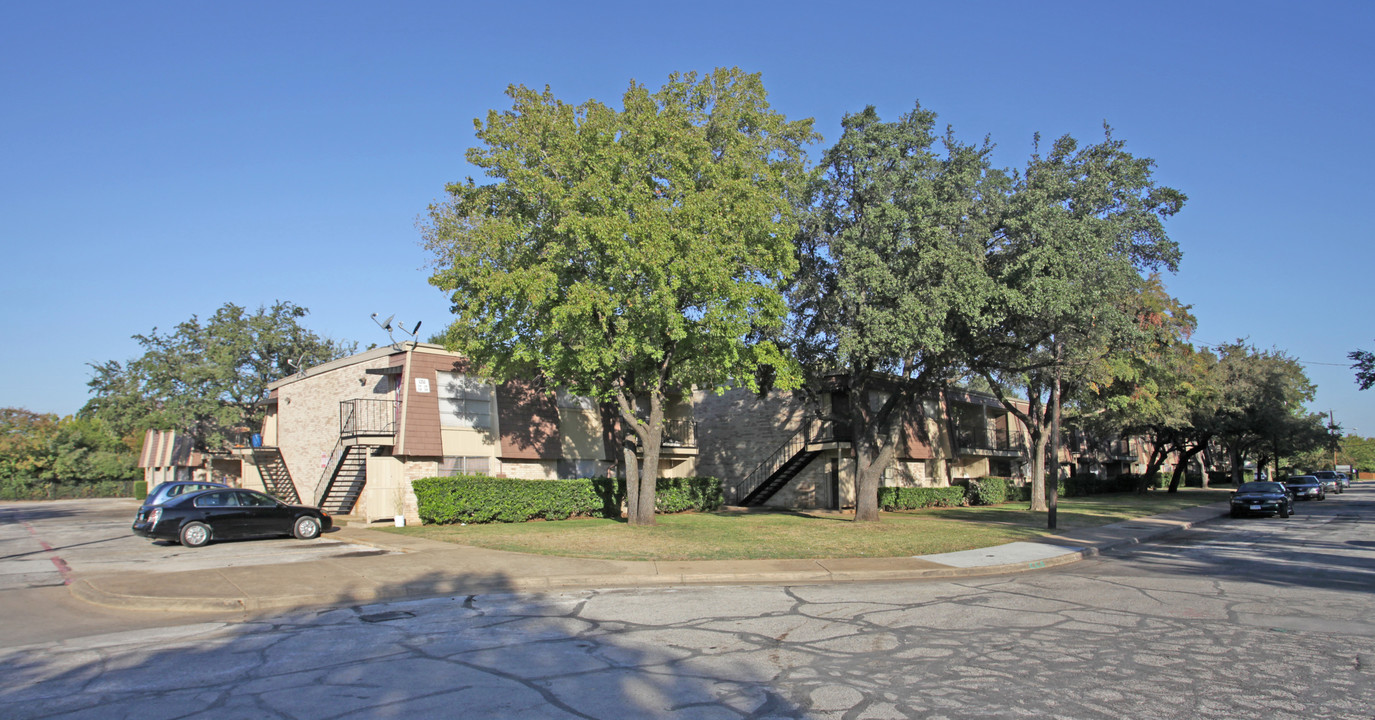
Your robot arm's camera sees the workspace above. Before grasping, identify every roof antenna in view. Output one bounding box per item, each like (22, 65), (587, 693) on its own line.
(372, 312), (421, 349)
(286, 353), (307, 376)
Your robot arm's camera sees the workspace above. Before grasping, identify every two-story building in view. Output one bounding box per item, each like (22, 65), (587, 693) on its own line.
(237, 342), (697, 523)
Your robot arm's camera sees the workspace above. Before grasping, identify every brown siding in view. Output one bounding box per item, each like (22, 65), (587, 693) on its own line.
(496, 377), (560, 460)
(396, 350), (469, 457)
(902, 407), (934, 460)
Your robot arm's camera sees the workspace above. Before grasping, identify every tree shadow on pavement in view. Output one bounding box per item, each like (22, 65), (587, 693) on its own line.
(0, 570), (806, 719)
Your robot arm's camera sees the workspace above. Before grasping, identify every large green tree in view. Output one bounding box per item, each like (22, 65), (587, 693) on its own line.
(788, 103), (1001, 522)
(1076, 275), (1211, 491)
(0, 409), (138, 484)
(1210, 341), (1324, 480)
(424, 68), (816, 525)
(84, 301), (354, 451)
(966, 129), (1184, 514)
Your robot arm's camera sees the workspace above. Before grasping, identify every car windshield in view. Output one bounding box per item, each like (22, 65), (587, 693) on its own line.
(1313, 472), (1334, 478)
(1238, 482), (1282, 493)
(1286, 477), (1315, 484)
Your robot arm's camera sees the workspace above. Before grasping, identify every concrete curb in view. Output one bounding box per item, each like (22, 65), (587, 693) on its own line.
(68, 504), (1231, 614)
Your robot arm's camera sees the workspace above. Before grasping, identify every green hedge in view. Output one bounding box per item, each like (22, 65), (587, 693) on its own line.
(412, 475), (724, 525)
(0, 479), (139, 501)
(653, 477), (724, 514)
(965, 477), (1015, 506)
(878, 486), (966, 510)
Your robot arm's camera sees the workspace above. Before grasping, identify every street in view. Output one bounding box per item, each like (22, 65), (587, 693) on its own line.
(2, 489), (1373, 719)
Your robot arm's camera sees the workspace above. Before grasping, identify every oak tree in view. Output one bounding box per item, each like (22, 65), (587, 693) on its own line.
(424, 68), (815, 525)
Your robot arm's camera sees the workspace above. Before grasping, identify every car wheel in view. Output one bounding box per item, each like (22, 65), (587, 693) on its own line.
(293, 516), (321, 540)
(180, 522), (211, 548)
(1230, 508), (1240, 518)
(1279, 504), (1290, 518)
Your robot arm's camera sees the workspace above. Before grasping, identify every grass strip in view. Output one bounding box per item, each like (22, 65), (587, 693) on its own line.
(379, 489), (1231, 561)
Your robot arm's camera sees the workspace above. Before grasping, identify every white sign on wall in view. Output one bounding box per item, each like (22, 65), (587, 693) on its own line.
(415, 378), (431, 393)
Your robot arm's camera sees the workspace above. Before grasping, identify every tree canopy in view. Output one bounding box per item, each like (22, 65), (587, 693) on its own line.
(424, 68), (816, 525)
(1351, 343), (1375, 390)
(83, 301), (354, 451)
(0, 408), (137, 487)
(789, 103), (1000, 521)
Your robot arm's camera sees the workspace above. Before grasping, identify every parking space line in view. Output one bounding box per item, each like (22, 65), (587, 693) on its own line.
(23, 522), (75, 585)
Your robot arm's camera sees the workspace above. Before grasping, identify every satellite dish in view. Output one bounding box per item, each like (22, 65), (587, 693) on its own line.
(371, 312), (421, 348)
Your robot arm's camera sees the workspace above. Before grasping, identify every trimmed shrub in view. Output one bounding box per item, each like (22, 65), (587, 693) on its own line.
(412, 475), (617, 525)
(878, 486), (966, 510)
(411, 474), (724, 525)
(965, 476), (1015, 506)
(134, 481), (148, 500)
(652, 477), (723, 514)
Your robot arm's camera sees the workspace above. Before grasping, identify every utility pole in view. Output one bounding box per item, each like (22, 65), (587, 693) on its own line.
(1330, 410), (1338, 469)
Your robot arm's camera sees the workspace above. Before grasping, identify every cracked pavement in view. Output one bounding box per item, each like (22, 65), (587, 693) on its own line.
(3, 492), (1374, 719)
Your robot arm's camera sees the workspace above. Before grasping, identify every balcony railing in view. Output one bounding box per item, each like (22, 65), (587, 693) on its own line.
(660, 416), (696, 447)
(955, 427), (1026, 455)
(340, 398), (399, 439)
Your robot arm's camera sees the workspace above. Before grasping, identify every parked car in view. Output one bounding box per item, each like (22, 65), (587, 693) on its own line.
(1312, 470), (1347, 493)
(1229, 481), (1294, 518)
(143, 480), (229, 509)
(132, 488), (331, 548)
(1283, 475), (1325, 501)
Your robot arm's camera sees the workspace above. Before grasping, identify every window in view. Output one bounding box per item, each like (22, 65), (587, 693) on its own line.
(436, 372), (493, 429)
(557, 458), (604, 479)
(556, 390), (597, 411)
(439, 456), (491, 476)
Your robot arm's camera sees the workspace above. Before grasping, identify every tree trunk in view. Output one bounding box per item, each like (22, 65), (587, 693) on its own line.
(618, 386), (664, 527)
(623, 443), (640, 522)
(1141, 437), (1169, 492)
(1030, 429), (1048, 511)
(851, 402), (881, 523)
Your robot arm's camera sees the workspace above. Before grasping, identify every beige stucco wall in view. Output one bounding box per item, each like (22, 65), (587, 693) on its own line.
(440, 426), (500, 458)
(558, 405), (605, 460)
(357, 455), (420, 523)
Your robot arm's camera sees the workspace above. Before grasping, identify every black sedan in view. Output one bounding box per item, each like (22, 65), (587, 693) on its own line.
(1229, 481), (1294, 518)
(132, 488), (331, 548)
(1283, 475), (1326, 501)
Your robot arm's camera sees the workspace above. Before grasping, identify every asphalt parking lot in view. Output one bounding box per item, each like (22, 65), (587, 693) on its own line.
(0, 498), (389, 592)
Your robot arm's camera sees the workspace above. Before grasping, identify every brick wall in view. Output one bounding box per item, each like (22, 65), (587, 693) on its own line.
(274, 353), (396, 504)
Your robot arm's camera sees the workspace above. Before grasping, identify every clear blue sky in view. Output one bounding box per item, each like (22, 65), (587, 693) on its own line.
(3, 1), (1371, 436)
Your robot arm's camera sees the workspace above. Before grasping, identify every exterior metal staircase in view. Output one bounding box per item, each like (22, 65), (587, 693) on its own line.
(314, 439), (370, 515)
(312, 398), (398, 515)
(250, 447), (300, 504)
(730, 418), (839, 507)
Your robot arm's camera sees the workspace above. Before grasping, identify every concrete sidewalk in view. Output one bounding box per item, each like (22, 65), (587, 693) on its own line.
(70, 502), (1231, 614)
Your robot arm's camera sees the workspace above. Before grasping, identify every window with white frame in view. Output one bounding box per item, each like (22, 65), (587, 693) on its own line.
(439, 456), (491, 476)
(436, 372), (493, 429)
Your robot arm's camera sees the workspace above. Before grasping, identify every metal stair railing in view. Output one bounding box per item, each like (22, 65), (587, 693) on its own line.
(729, 417), (837, 505)
(313, 438), (348, 508)
(251, 447), (300, 504)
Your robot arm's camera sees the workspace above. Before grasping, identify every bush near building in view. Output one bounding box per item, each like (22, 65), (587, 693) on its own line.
(412, 475), (724, 525)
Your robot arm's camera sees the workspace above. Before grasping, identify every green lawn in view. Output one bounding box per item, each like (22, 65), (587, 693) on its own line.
(380, 488), (1231, 561)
